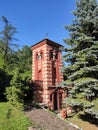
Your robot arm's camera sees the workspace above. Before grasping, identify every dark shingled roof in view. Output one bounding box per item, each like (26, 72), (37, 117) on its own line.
(31, 38), (64, 48)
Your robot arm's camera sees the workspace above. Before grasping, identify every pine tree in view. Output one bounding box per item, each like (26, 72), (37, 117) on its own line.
(0, 16), (17, 60)
(63, 0), (98, 120)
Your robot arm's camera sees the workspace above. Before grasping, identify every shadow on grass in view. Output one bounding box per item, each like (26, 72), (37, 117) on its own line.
(78, 113), (98, 126)
(24, 102), (42, 111)
(6, 108), (12, 119)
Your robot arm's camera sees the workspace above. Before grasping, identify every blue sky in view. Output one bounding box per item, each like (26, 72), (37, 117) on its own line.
(0, 0), (76, 48)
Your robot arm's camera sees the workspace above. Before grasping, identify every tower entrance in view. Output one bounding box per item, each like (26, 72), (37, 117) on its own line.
(54, 92), (58, 110)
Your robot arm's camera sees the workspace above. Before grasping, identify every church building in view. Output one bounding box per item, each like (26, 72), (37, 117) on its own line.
(31, 39), (66, 110)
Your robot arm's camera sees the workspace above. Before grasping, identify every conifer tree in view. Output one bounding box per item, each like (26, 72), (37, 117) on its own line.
(63, 0), (98, 120)
(0, 16), (17, 60)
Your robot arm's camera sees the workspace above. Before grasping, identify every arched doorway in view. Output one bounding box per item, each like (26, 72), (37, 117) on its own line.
(54, 92), (58, 110)
(49, 88), (66, 110)
(53, 91), (62, 110)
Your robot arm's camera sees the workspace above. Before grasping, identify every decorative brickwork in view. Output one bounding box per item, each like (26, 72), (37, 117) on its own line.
(31, 39), (65, 110)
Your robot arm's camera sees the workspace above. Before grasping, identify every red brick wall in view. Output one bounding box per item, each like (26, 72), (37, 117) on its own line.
(31, 39), (63, 105)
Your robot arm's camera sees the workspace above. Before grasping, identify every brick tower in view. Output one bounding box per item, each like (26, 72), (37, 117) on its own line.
(31, 39), (65, 110)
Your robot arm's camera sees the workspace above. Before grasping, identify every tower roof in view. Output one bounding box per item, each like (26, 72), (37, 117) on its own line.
(31, 38), (63, 50)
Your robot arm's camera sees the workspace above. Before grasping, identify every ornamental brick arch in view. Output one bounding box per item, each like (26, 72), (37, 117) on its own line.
(48, 87), (66, 110)
(31, 39), (65, 110)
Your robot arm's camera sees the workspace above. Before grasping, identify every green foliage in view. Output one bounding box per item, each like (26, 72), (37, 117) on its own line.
(6, 69), (24, 109)
(0, 68), (11, 101)
(5, 68), (33, 109)
(0, 16), (32, 107)
(0, 102), (31, 130)
(16, 45), (32, 79)
(0, 16), (18, 60)
(63, 0), (98, 120)
(84, 99), (98, 120)
(0, 53), (4, 68)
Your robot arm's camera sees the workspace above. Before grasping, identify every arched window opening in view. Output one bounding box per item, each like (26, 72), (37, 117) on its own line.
(49, 50), (58, 60)
(40, 52), (43, 59)
(36, 53), (38, 60)
(50, 51), (53, 60)
(52, 61), (56, 85)
(36, 52), (43, 60)
(38, 53), (42, 59)
(50, 94), (52, 101)
(55, 52), (58, 59)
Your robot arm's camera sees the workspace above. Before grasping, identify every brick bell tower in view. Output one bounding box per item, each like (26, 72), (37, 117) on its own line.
(31, 39), (65, 110)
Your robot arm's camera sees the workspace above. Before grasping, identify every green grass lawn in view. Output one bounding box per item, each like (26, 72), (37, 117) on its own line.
(0, 102), (31, 130)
